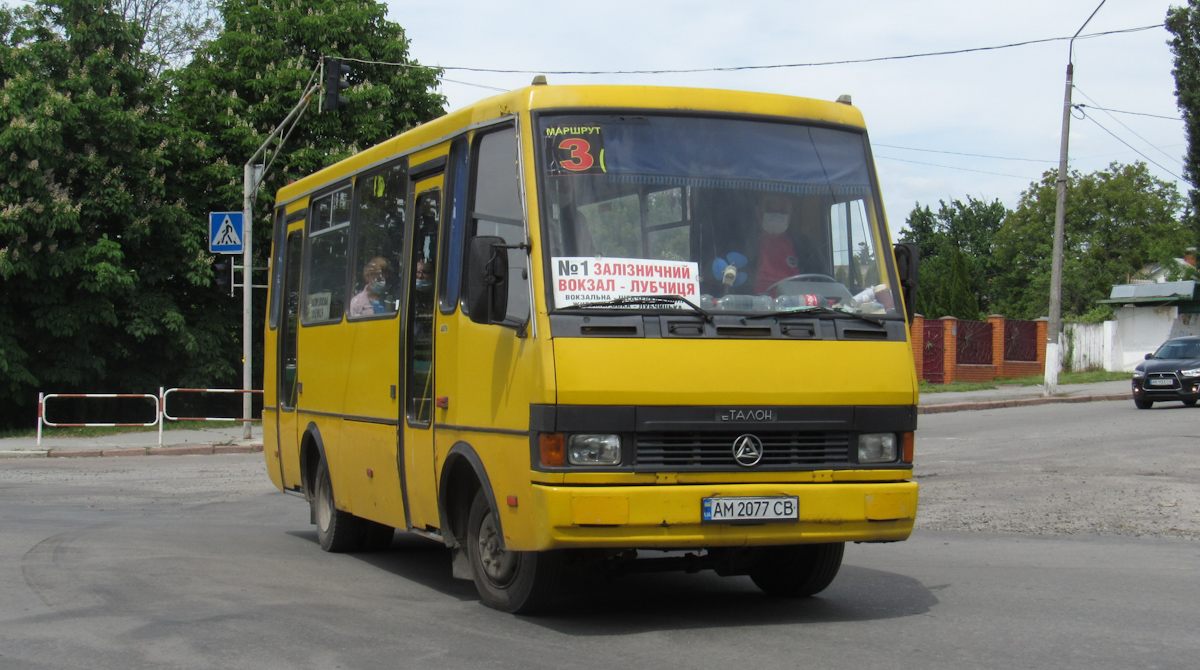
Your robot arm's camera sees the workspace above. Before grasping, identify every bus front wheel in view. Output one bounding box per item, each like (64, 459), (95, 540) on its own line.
(466, 489), (564, 613)
(749, 543), (845, 597)
(315, 459), (367, 552)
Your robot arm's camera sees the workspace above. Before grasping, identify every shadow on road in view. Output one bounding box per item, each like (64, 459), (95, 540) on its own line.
(520, 564), (938, 634)
(291, 529), (938, 630)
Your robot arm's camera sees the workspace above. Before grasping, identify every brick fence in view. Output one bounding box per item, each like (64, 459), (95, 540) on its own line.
(912, 314), (1047, 384)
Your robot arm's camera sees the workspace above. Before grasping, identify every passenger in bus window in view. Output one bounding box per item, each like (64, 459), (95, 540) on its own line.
(752, 193), (830, 295)
(414, 259), (434, 293)
(350, 256), (396, 316)
(753, 193), (800, 294)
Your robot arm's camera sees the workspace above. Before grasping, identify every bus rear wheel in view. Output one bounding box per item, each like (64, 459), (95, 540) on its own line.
(749, 543), (845, 597)
(466, 489), (564, 613)
(314, 459), (366, 552)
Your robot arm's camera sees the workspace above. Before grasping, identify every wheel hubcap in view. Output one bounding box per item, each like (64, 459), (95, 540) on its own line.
(476, 509), (517, 585)
(317, 480), (332, 532)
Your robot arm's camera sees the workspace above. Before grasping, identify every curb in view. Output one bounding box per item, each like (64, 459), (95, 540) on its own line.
(919, 393), (1132, 414)
(0, 443), (263, 459)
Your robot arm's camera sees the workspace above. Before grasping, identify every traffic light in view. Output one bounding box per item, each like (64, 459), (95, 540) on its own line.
(213, 257), (232, 295)
(323, 57), (351, 112)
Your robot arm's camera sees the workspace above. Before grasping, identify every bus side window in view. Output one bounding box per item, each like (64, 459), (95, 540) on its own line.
(349, 161), (407, 319)
(468, 126), (528, 324)
(440, 136), (469, 314)
(304, 186), (352, 323)
(268, 207), (287, 330)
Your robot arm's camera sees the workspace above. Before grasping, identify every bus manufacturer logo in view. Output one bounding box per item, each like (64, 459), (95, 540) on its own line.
(732, 434), (764, 467)
(718, 409), (776, 422)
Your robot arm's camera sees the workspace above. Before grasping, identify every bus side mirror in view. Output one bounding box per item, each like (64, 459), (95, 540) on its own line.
(466, 236), (509, 325)
(894, 242), (919, 325)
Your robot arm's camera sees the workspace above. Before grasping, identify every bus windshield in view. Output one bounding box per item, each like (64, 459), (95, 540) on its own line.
(538, 114), (899, 318)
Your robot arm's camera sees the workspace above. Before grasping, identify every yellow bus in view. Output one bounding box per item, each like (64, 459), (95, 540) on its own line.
(263, 82), (920, 613)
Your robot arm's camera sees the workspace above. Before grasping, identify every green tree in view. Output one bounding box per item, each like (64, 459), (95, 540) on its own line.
(899, 196), (1007, 319)
(992, 162), (1188, 320)
(0, 0), (232, 428)
(1167, 1), (1200, 246)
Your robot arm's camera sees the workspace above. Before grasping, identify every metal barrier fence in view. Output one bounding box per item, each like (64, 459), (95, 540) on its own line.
(38, 392), (161, 447)
(36, 388), (262, 447)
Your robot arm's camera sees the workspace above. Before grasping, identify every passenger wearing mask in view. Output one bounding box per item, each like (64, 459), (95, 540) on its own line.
(349, 256), (396, 316)
(753, 194), (800, 294)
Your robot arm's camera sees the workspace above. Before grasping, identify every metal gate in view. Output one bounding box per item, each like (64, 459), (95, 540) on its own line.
(923, 321), (944, 384)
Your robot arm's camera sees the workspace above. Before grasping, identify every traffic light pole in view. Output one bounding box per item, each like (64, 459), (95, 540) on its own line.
(238, 84), (318, 438)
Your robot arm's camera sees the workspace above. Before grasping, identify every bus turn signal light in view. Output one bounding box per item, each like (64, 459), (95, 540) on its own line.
(902, 432), (914, 463)
(539, 433), (565, 467)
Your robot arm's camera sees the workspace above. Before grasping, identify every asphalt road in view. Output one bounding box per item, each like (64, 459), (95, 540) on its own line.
(1, 399), (1197, 669)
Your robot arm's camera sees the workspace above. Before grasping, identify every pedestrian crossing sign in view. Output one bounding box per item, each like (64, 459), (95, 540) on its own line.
(209, 212), (244, 254)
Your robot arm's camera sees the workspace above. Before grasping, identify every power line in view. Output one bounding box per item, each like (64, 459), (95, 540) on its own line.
(1074, 104), (1181, 121)
(1074, 86), (1183, 168)
(874, 154), (1041, 180)
(1075, 110), (1189, 184)
(344, 24), (1162, 76)
(438, 77), (508, 92)
(874, 143), (1054, 163)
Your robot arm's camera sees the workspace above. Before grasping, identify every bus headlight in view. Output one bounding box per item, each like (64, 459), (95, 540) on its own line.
(568, 434), (622, 466)
(858, 433), (897, 463)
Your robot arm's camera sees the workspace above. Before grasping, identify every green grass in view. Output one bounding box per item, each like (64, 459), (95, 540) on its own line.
(919, 370), (1132, 393)
(0, 420), (247, 440)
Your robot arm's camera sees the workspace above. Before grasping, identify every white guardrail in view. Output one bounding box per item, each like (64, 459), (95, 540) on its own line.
(36, 388), (262, 447)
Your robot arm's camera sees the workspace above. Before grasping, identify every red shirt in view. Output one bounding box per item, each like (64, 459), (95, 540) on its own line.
(754, 233), (799, 294)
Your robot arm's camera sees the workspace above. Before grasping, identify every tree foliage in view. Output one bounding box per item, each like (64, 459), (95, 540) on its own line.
(991, 163), (1188, 320)
(0, 0), (232, 426)
(1167, 1), (1200, 245)
(899, 197), (1006, 320)
(115, 0), (221, 71)
(0, 0), (445, 429)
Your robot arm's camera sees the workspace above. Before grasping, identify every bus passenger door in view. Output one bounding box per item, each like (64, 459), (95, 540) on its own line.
(403, 175), (443, 531)
(276, 228), (305, 491)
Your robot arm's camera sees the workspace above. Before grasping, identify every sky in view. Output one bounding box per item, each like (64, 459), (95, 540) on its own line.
(385, 0), (1187, 230)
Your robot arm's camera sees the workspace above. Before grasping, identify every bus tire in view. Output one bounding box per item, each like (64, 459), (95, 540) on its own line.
(466, 489), (563, 613)
(314, 458), (365, 553)
(749, 542), (844, 597)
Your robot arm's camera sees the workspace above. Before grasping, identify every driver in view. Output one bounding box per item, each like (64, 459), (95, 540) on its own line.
(753, 193), (800, 294)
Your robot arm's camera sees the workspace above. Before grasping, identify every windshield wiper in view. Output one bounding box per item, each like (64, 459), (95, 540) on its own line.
(567, 294), (714, 324)
(743, 304), (886, 326)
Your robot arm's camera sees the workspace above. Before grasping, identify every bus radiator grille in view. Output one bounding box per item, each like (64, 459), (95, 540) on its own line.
(634, 432), (850, 469)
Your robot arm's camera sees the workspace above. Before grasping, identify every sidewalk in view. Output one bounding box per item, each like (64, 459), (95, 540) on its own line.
(917, 379), (1132, 414)
(0, 381), (1134, 459)
(0, 425), (263, 459)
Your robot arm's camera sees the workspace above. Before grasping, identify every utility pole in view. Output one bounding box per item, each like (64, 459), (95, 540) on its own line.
(1046, 0), (1106, 397)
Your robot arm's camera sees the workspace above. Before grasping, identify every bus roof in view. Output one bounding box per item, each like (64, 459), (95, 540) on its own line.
(274, 84), (867, 204)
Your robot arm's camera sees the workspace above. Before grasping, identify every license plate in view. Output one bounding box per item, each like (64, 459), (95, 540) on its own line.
(1150, 379), (1174, 386)
(702, 496), (798, 523)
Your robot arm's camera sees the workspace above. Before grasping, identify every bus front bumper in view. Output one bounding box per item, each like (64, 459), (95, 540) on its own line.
(526, 481), (918, 550)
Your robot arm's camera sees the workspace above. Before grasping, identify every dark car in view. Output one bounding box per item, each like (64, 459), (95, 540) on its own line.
(1132, 336), (1200, 409)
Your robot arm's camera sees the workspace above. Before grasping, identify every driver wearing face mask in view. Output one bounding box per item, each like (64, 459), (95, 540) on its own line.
(350, 256), (396, 316)
(753, 194), (800, 294)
